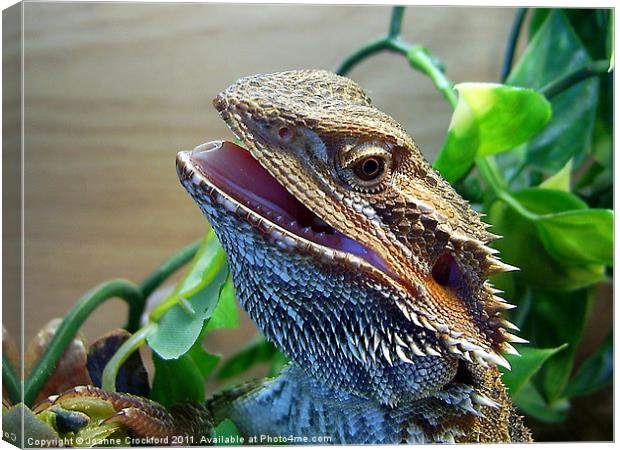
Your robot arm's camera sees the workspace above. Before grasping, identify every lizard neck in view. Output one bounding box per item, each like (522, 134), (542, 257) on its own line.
(206, 208), (457, 406)
(223, 364), (523, 444)
(225, 364), (413, 444)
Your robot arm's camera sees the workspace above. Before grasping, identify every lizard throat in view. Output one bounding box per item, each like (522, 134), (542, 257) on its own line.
(179, 140), (394, 278)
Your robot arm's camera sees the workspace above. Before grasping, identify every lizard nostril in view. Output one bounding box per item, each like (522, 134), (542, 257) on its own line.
(278, 126), (292, 141)
(432, 253), (460, 287)
(212, 94), (227, 112)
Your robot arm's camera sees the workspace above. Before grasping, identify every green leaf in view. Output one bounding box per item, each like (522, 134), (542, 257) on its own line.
(488, 195), (605, 291)
(461, 84), (551, 157)
(433, 83), (551, 182)
(536, 209), (613, 266)
(540, 159), (572, 191)
(527, 8), (551, 40)
(488, 188), (603, 290)
(183, 315), (223, 380)
(214, 419), (244, 445)
(507, 10), (599, 173)
(148, 265), (228, 359)
(575, 161), (605, 192)
(176, 230), (228, 299)
(564, 332), (613, 398)
(513, 381), (569, 423)
(527, 289), (595, 403)
(513, 187), (588, 214)
(205, 278), (239, 332)
(268, 350), (290, 377)
(150, 353), (205, 407)
(501, 345), (567, 396)
(187, 341), (220, 379)
(592, 115), (613, 169)
(433, 93), (477, 182)
(528, 9), (611, 60)
(216, 336), (280, 380)
(148, 231), (229, 359)
(564, 9), (612, 60)
(580, 91), (612, 207)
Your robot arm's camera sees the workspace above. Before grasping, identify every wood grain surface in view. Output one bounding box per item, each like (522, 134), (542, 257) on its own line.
(13, 3), (516, 353)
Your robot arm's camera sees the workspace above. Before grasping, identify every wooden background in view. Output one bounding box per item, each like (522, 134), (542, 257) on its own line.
(4, 3), (612, 440)
(17, 3), (514, 345)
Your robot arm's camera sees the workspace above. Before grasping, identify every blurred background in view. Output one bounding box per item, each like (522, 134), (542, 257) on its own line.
(4, 3), (611, 441)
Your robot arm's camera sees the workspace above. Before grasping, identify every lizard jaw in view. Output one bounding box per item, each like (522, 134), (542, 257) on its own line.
(177, 143), (519, 371)
(176, 140), (396, 280)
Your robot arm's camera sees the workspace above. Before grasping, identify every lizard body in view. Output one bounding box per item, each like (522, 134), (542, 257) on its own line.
(175, 70), (531, 443)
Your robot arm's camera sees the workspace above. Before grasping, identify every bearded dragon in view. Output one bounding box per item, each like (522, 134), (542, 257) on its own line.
(35, 70), (532, 444)
(174, 70), (532, 443)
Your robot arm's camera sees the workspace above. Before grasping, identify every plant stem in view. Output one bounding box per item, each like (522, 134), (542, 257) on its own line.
(23, 279), (143, 406)
(101, 323), (157, 392)
(497, 190), (539, 222)
(336, 6), (408, 76)
(476, 157), (504, 194)
(477, 157), (540, 221)
(388, 6), (406, 39)
(385, 37), (410, 56)
(406, 46), (458, 108)
(501, 8), (528, 82)
(139, 239), (202, 299)
(3, 354), (21, 404)
(336, 37), (391, 76)
(540, 60), (611, 99)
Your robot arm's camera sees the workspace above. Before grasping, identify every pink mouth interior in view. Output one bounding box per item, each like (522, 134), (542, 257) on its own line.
(190, 140), (393, 277)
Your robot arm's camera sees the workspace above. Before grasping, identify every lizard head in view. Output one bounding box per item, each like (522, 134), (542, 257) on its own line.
(177, 70), (525, 404)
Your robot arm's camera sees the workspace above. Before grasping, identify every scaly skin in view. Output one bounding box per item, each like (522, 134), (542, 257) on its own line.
(174, 70), (532, 443)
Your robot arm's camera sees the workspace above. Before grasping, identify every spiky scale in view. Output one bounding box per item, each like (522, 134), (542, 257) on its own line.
(409, 341), (425, 357)
(502, 343), (521, 356)
(396, 346), (414, 364)
(381, 342), (393, 366)
(471, 393), (500, 409)
(425, 345), (441, 357)
(502, 332), (529, 344)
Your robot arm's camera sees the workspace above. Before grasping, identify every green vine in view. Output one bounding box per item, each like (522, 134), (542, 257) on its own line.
(388, 5), (405, 38)
(336, 6), (458, 109)
(540, 59), (611, 99)
(501, 8), (528, 82)
(101, 322), (158, 392)
(3, 354), (21, 405)
(406, 46), (457, 107)
(23, 279), (143, 405)
(336, 7), (408, 75)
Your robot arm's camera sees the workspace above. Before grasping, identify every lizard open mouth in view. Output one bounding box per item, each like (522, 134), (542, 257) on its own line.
(178, 140), (393, 277)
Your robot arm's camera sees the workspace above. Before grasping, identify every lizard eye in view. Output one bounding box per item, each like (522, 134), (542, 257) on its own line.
(354, 156), (385, 181)
(339, 142), (392, 192)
